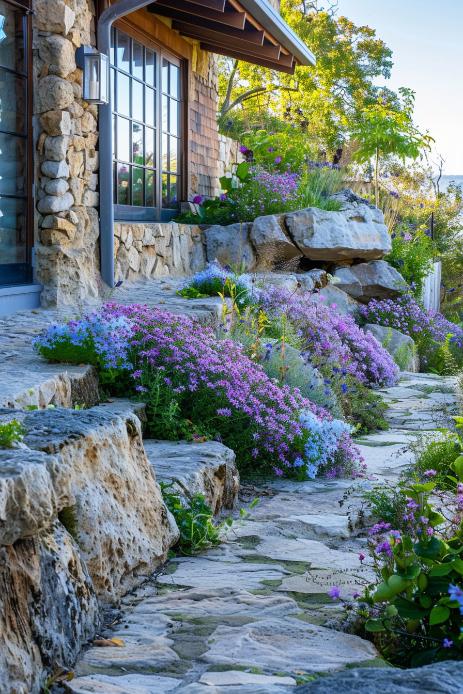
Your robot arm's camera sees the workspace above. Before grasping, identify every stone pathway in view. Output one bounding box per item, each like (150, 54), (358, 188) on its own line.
(64, 372), (458, 693)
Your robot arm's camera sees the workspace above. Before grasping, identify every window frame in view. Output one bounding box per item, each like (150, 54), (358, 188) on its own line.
(111, 24), (187, 223)
(0, 0), (33, 287)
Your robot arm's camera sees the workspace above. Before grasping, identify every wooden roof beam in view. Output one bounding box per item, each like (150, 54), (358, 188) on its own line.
(150, 2), (246, 30)
(200, 42), (295, 74)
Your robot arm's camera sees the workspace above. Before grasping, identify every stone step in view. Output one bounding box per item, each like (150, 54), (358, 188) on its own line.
(144, 439), (239, 515)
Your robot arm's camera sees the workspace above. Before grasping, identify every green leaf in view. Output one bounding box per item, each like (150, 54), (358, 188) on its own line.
(235, 161), (250, 182)
(429, 563), (454, 577)
(408, 481), (435, 493)
(429, 605), (450, 625)
(373, 581), (395, 602)
(428, 511), (446, 527)
(451, 558), (463, 575)
(219, 175), (233, 192)
(365, 619), (386, 633)
(399, 564), (421, 580)
(414, 537), (445, 560)
(452, 455), (463, 481)
(395, 597), (426, 619)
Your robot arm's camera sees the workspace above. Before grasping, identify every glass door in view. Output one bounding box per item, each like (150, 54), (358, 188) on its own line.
(0, 0), (32, 286)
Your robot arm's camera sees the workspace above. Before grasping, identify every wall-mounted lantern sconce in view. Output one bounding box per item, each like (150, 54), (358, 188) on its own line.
(76, 46), (109, 104)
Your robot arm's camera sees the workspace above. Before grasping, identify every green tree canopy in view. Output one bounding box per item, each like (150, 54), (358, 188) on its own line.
(218, 0), (394, 154)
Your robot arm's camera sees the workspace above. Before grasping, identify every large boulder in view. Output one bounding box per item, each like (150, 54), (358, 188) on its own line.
(284, 190), (391, 262)
(334, 260), (407, 302)
(144, 440), (239, 514)
(250, 215), (301, 268)
(308, 285), (360, 316)
(7, 404), (179, 603)
(0, 522), (99, 694)
(364, 324), (419, 372)
(295, 660), (463, 694)
(205, 222), (256, 271)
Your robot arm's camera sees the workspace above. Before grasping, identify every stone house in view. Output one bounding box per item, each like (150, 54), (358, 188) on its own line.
(0, 0), (314, 315)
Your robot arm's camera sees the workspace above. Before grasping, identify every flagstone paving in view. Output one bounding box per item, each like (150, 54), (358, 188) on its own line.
(65, 371), (458, 693)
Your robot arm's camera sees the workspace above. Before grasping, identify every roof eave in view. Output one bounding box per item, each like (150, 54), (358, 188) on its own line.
(238, 0), (316, 66)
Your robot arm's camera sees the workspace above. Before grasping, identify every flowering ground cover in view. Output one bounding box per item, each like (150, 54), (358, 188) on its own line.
(34, 302), (363, 480)
(359, 295), (463, 372)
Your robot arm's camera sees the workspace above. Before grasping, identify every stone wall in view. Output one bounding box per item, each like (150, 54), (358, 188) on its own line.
(114, 221), (206, 282)
(33, 0), (101, 308)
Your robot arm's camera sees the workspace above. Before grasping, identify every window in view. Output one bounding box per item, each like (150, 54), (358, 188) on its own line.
(0, 0), (32, 286)
(111, 28), (183, 221)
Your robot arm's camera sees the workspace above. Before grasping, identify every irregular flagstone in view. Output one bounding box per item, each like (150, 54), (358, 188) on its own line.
(294, 660), (463, 693)
(279, 565), (374, 598)
(274, 513), (350, 540)
(199, 671), (297, 687)
(235, 535), (361, 570)
(67, 673), (181, 693)
(156, 557), (290, 590)
(74, 636), (179, 675)
(203, 618), (378, 673)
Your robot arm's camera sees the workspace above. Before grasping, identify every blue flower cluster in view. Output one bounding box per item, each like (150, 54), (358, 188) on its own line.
(298, 409), (353, 479)
(33, 312), (133, 370)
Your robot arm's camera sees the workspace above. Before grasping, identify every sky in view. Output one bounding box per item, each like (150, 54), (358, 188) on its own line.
(336, 0), (463, 174)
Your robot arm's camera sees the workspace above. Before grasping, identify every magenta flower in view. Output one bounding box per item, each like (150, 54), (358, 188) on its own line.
(192, 194), (203, 205)
(358, 552), (365, 563)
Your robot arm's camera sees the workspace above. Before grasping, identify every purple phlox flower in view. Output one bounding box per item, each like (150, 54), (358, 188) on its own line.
(328, 586), (341, 600)
(369, 521), (391, 536)
(192, 194), (203, 205)
(375, 541), (393, 557)
(219, 193), (227, 202)
(274, 156), (282, 164)
(443, 638), (454, 648)
(239, 144), (249, 154)
(216, 407), (232, 417)
(424, 469), (437, 477)
(359, 552), (366, 563)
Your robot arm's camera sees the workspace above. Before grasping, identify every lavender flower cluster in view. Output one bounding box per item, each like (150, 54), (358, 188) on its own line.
(261, 287), (399, 388)
(34, 302), (363, 479)
(359, 295), (463, 357)
(251, 168), (300, 206)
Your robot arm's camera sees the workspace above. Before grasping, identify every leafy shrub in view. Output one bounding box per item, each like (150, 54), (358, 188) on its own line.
(161, 483), (223, 554)
(340, 380), (389, 434)
(386, 224), (435, 298)
(0, 419), (25, 447)
(358, 295), (463, 371)
(34, 303), (363, 481)
(297, 166), (344, 210)
(409, 431), (462, 490)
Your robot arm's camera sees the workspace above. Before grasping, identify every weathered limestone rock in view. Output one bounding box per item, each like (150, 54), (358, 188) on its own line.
(40, 110), (72, 136)
(309, 284), (360, 316)
(0, 448), (69, 545)
(34, 0), (76, 35)
(38, 35), (76, 78)
(44, 135), (70, 162)
(37, 76), (74, 113)
(334, 260), (407, 301)
(0, 522), (99, 694)
(44, 178), (70, 196)
(205, 222), (256, 271)
(250, 214), (300, 268)
(285, 190), (391, 262)
(20, 406), (179, 602)
(144, 440), (239, 514)
(295, 660), (463, 693)
(364, 324), (419, 372)
(37, 192), (74, 214)
(41, 159), (70, 179)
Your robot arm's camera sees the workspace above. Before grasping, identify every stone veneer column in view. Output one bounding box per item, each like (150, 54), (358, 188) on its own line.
(33, 0), (101, 307)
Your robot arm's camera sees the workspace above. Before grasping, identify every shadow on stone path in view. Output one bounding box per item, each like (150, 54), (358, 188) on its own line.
(65, 371), (459, 693)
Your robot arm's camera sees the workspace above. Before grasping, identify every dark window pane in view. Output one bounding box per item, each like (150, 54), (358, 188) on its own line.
(0, 70), (26, 134)
(168, 136), (178, 172)
(117, 163), (130, 204)
(146, 169), (155, 207)
(161, 172), (168, 206)
(169, 175), (178, 204)
(162, 58), (168, 93)
(170, 64), (179, 98)
(169, 99), (178, 135)
(132, 122), (143, 163)
(145, 86), (155, 127)
(117, 117), (130, 162)
(116, 31), (130, 72)
(110, 28), (115, 65)
(0, 3), (25, 73)
(0, 133), (26, 195)
(132, 167), (144, 206)
(145, 127), (155, 167)
(132, 79), (143, 122)
(132, 41), (143, 80)
(112, 114), (116, 159)
(146, 50), (155, 86)
(0, 197), (27, 265)
(117, 72), (130, 116)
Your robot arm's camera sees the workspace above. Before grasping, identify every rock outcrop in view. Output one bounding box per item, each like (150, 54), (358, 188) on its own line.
(334, 260), (407, 302)
(364, 324), (419, 372)
(144, 440), (239, 514)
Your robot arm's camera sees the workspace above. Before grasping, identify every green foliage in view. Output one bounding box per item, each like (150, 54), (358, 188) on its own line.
(161, 483), (224, 554)
(409, 432), (461, 491)
(297, 167), (344, 209)
(386, 225), (435, 298)
(0, 419), (25, 447)
(362, 483), (407, 530)
(338, 379), (389, 434)
(241, 129), (315, 173)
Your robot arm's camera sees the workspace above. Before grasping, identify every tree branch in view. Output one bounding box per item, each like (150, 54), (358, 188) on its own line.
(221, 84), (300, 116)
